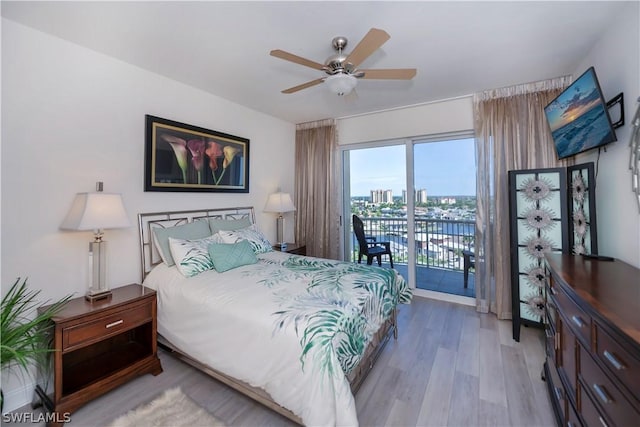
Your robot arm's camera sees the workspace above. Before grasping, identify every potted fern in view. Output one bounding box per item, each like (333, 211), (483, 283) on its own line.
(1, 278), (70, 412)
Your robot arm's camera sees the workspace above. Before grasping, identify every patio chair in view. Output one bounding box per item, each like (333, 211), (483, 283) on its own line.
(462, 249), (475, 288)
(353, 214), (394, 268)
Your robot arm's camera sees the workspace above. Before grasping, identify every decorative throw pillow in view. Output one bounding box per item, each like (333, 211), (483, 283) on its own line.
(168, 234), (222, 277)
(153, 220), (211, 267)
(217, 224), (273, 254)
(208, 240), (258, 273)
(208, 217), (252, 234)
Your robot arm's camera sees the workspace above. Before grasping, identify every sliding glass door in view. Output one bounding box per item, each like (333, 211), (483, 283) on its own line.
(342, 133), (475, 300)
(412, 137), (476, 298)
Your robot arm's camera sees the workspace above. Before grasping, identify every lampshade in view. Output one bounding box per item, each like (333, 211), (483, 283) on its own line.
(264, 192), (296, 214)
(325, 74), (357, 96)
(61, 193), (130, 231)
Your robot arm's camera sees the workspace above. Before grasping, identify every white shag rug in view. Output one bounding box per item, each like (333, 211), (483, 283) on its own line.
(107, 387), (226, 427)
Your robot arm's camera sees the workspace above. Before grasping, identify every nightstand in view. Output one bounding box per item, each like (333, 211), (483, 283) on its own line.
(274, 243), (306, 256)
(35, 284), (162, 422)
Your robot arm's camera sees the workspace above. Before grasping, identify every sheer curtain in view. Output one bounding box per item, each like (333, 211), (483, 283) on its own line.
(294, 119), (340, 259)
(473, 76), (573, 318)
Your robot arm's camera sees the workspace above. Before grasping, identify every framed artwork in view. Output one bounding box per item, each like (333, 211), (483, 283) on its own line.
(145, 115), (249, 193)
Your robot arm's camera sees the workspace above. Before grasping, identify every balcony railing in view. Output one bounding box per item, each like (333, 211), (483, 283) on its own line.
(350, 216), (475, 272)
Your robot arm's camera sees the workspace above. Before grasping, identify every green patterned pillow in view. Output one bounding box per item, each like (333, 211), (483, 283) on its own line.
(217, 225), (273, 254)
(208, 240), (258, 273)
(168, 234), (221, 277)
(153, 220), (211, 267)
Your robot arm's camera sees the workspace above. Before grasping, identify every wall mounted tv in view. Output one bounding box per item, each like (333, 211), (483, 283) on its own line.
(544, 67), (617, 159)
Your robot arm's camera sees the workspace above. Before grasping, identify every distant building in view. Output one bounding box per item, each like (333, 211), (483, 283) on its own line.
(370, 189), (393, 204)
(416, 189), (427, 204)
(402, 189), (428, 204)
(440, 197), (457, 205)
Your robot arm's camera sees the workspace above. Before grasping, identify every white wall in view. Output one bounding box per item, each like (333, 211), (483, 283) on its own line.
(1, 19), (295, 411)
(337, 96), (474, 145)
(573, 1), (640, 267)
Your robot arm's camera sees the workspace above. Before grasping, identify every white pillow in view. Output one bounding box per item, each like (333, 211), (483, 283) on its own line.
(168, 234), (222, 277)
(217, 224), (273, 254)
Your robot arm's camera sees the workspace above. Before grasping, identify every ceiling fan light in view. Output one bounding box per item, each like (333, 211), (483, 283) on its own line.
(325, 74), (357, 96)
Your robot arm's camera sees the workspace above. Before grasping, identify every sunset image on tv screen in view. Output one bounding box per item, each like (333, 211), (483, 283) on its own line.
(544, 68), (616, 159)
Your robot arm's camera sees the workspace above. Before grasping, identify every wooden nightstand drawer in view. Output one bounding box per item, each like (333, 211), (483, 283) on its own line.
(63, 301), (152, 351)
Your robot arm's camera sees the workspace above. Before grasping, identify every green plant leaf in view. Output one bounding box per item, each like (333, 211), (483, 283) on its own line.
(1, 278), (71, 376)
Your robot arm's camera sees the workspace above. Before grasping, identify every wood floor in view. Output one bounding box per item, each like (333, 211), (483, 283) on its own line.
(15, 296), (555, 426)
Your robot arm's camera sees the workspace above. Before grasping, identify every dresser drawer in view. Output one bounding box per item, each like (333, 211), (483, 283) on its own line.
(581, 382), (611, 427)
(595, 322), (640, 401)
(580, 346), (640, 427)
(555, 287), (591, 348)
(567, 398), (582, 427)
(63, 301), (152, 351)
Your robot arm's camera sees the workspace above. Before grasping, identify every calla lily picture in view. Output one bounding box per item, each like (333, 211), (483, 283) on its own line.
(145, 115), (249, 193)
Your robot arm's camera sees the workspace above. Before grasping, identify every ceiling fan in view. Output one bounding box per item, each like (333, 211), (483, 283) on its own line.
(270, 28), (417, 96)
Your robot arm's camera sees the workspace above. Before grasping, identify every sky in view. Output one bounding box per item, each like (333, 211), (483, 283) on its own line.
(349, 138), (476, 197)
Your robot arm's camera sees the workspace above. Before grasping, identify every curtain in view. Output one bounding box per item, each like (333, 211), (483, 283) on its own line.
(473, 76), (573, 318)
(294, 119), (340, 259)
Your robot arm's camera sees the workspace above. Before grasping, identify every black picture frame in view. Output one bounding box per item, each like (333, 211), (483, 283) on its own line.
(144, 115), (249, 193)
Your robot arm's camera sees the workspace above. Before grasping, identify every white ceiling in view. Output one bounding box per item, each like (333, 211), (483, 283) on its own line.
(2, 1), (628, 124)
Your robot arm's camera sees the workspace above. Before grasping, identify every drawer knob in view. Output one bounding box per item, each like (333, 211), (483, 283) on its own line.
(571, 315), (586, 328)
(603, 350), (625, 371)
(106, 319), (124, 329)
(593, 384), (612, 404)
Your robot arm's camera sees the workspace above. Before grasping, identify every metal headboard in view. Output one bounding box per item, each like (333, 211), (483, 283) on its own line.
(138, 206), (255, 282)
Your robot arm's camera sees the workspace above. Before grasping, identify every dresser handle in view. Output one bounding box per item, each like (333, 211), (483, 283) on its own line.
(105, 319), (124, 329)
(598, 416), (608, 427)
(593, 384), (612, 404)
(603, 350), (625, 370)
(554, 386), (563, 401)
(571, 315), (586, 328)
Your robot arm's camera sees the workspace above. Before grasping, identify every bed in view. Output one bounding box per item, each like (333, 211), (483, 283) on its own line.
(138, 207), (411, 426)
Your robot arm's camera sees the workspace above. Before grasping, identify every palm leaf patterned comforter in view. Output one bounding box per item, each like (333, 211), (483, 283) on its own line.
(143, 251), (411, 426)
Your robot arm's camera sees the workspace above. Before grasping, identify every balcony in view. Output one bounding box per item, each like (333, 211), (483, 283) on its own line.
(350, 216), (475, 297)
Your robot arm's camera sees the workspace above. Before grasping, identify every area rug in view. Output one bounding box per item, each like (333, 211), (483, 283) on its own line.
(107, 387), (226, 427)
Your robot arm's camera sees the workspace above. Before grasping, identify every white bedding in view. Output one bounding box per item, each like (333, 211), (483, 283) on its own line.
(143, 250), (411, 426)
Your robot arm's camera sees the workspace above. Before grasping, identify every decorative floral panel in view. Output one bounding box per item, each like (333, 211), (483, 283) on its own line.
(509, 168), (567, 341)
(509, 163), (597, 342)
(568, 163), (598, 255)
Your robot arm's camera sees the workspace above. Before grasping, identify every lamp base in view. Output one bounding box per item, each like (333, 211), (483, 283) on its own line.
(85, 289), (112, 302)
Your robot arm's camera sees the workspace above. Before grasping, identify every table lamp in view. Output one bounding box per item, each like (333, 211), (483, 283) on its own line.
(60, 182), (130, 301)
(264, 191), (296, 249)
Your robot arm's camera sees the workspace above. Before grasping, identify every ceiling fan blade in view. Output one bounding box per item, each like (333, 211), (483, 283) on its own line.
(270, 49), (325, 71)
(345, 28), (390, 68)
(281, 78), (325, 94)
(359, 68), (417, 80)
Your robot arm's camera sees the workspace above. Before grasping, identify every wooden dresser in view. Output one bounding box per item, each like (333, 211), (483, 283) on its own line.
(544, 253), (640, 427)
